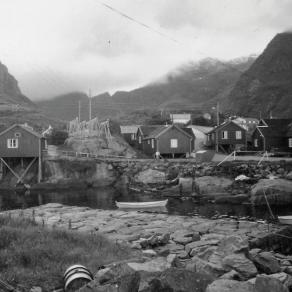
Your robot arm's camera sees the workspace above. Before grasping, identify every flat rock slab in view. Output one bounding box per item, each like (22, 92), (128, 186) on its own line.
(1, 203), (282, 245)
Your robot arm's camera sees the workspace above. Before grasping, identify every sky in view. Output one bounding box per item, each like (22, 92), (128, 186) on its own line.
(0, 0), (291, 100)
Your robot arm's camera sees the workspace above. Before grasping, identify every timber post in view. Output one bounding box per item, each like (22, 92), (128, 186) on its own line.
(38, 140), (42, 183)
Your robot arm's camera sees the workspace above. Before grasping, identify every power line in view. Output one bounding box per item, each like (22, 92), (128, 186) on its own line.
(96, 0), (180, 44)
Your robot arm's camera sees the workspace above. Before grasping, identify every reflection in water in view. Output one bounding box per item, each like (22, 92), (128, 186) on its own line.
(0, 187), (291, 220)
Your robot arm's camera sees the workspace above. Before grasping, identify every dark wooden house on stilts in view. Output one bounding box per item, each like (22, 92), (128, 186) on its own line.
(0, 124), (46, 187)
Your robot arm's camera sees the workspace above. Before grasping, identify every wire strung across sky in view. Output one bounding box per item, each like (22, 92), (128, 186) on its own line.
(96, 0), (180, 44)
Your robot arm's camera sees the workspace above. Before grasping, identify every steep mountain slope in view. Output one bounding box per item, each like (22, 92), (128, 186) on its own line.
(37, 57), (255, 122)
(0, 61), (64, 129)
(0, 62), (35, 109)
(227, 32), (292, 118)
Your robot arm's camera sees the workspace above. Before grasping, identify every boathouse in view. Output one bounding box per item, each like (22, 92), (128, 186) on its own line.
(142, 124), (194, 158)
(0, 124), (46, 185)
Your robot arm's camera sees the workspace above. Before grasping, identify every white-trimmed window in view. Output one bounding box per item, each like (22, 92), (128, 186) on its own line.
(254, 139), (258, 147)
(236, 131), (242, 140)
(151, 139), (154, 149)
(7, 138), (18, 148)
(138, 136), (142, 144)
(170, 139), (178, 148)
(131, 133), (136, 140)
(222, 131), (228, 139)
(289, 138), (292, 148)
(147, 140), (150, 145)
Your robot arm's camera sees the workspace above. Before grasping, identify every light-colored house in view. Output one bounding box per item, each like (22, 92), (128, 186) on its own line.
(187, 125), (213, 151)
(170, 114), (191, 125)
(120, 125), (140, 146)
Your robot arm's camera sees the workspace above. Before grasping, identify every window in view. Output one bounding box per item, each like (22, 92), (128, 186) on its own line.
(289, 138), (292, 148)
(222, 131), (228, 139)
(170, 139), (178, 148)
(236, 131), (242, 140)
(254, 139), (258, 147)
(148, 140), (150, 145)
(7, 138), (18, 148)
(131, 133), (136, 140)
(151, 139), (154, 148)
(138, 136), (142, 144)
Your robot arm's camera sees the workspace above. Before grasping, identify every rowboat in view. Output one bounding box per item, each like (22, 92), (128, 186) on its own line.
(116, 199), (168, 209)
(278, 216), (292, 225)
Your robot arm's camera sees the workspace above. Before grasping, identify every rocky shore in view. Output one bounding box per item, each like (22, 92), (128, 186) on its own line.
(3, 203), (292, 292)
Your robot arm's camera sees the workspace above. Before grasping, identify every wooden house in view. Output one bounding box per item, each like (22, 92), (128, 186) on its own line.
(252, 119), (292, 153)
(206, 120), (247, 153)
(0, 124), (46, 184)
(120, 126), (139, 146)
(142, 124), (194, 158)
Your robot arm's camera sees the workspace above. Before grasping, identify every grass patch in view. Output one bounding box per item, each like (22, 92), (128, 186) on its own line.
(0, 215), (137, 291)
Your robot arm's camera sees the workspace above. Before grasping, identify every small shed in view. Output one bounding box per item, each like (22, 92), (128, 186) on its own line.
(120, 125), (139, 146)
(142, 124), (194, 158)
(0, 124), (46, 184)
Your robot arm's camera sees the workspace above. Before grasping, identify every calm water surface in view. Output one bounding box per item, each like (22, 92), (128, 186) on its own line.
(0, 187), (291, 220)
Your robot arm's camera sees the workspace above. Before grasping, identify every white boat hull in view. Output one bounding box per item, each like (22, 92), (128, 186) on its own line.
(116, 200), (168, 209)
(278, 216), (292, 225)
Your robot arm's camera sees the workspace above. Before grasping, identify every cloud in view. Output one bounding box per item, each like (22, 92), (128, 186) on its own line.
(0, 0), (291, 100)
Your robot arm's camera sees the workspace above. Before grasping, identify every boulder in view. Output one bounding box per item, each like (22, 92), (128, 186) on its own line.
(255, 275), (289, 292)
(141, 268), (213, 292)
(217, 235), (249, 255)
(251, 251), (281, 274)
(269, 272), (292, 290)
(186, 256), (225, 278)
(286, 171), (292, 180)
(206, 279), (254, 292)
(127, 257), (170, 273)
(194, 176), (233, 195)
(251, 179), (292, 205)
(222, 254), (258, 280)
(185, 239), (219, 254)
(134, 169), (166, 184)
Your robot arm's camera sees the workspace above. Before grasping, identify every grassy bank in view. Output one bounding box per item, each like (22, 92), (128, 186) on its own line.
(0, 215), (137, 291)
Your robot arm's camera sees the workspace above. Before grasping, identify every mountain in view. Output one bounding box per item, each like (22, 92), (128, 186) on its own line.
(0, 61), (64, 129)
(0, 62), (35, 109)
(227, 32), (292, 118)
(37, 57), (255, 123)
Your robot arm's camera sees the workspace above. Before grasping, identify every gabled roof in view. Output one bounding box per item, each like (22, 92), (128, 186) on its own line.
(120, 125), (139, 134)
(208, 120), (246, 134)
(187, 125), (213, 134)
(146, 124), (193, 139)
(257, 119), (292, 138)
(138, 125), (160, 136)
(0, 124), (43, 138)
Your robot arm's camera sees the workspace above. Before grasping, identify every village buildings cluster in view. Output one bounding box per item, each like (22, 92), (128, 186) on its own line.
(120, 114), (292, 158)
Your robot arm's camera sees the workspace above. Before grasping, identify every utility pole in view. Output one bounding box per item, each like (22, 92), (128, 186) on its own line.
(215, 102), (219, 153)
(78, 100), (81, 122)
(89, 89), (92, 121)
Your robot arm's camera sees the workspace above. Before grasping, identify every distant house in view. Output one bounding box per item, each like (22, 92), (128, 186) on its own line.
(136, 125), (160, 150)
(120, 125), (140, 146)
(170, 114), (191, 125)
(252, 119), (292, 152)
(187, 125), (213, 151)
(206, 120), (247, 153)
(0, 124), (47, 183)
(142, 124), (195, 158)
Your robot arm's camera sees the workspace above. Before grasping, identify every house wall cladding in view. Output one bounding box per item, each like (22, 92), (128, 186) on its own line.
(157, 127), (192, 154)
(0, 126), (41, 157)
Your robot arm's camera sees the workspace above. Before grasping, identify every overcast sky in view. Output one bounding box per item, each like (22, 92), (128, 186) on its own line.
(0, 0), (291, 100)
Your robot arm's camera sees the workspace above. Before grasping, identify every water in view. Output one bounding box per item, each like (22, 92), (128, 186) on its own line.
(0, 187), (291, 220)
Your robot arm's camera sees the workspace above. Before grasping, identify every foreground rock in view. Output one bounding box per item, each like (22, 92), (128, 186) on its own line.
(206, 279), (254, 292)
